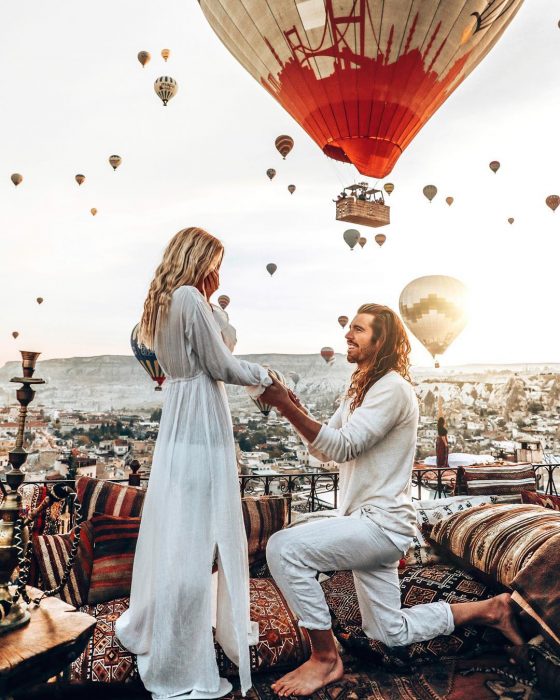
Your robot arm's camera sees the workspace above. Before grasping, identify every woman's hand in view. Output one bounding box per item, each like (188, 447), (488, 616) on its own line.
(202, 269), (220, 301)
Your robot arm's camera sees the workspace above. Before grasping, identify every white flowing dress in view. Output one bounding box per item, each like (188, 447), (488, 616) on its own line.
(115, 285), (271, 698)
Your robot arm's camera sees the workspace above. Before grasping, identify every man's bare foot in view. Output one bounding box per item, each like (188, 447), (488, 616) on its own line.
(270, 654), (344, 697)
(487, 593), (524, 646)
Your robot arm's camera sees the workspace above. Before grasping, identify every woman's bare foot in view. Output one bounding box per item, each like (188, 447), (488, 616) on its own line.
(486, 593), (525, 646)
(271, 653), (344, 697)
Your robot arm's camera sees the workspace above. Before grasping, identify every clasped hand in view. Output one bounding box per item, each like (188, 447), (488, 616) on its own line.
(260, 375), (306, 414)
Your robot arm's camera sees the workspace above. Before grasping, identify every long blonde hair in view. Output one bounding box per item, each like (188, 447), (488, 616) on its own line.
(347, 304), (412, 412)
(138, 227), (224, 349)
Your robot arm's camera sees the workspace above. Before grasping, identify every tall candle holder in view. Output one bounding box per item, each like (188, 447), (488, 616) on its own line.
(0, 351), (44, 633)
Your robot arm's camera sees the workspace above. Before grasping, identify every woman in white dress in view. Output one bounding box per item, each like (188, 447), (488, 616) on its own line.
(115, 227), (272, 700)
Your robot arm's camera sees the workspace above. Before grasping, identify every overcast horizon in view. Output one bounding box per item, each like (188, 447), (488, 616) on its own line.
(2, 0), (559, 370)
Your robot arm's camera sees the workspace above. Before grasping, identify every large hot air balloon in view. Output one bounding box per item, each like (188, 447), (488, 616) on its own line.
(320, 347), (335, 364)
(266, 168), (276, 180)
(12, 331), (19, 339)
(138, 51), (151, 67)
(131, 323), (166, 391)
(546, 195), (560, 212)
(423, 185), (437, 202)
(275, 135), (293, 159)
(399, 275), (468, 368)
(445, 196), (454, 206)
(358, 236), (367, 248)
(75, 174), (85, 186)
(154, 76), (178, 106)
(288, 184), (296, 194)
(338, 315), (349, 328)
(11, 173), (22, 187)
(250, 368), (286, 417)
(266, 263), (277, 276)
(375, 233), (386, 247)
(198, 1), (523, 178)
(109, 155), (122, 171)
(343, 229), (360, 250)
(489, 160), (500, 173)
(36, 297), (44, 305)
(161, 48), (170, 62)
(384, 183), (394, 196)
(218, 294), (230, 310)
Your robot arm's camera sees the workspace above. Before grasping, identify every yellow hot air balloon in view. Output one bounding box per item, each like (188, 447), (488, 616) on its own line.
(445, 196), (454, 206)
(91, 207), (97, 216)
(399, 275), (468, 368)
(423, 185), (437, 202)
(11, 173), (23, 187)
(154, 76), (178, 106)
(75, 174), (86, 186)
(109, 155), (122, 171)
(138, 51), (151, 67)
(383, 183), (394, 196)
(489, 160), (500, 173)
(161, 48), (170, 62)
(374, 233), (386, 247)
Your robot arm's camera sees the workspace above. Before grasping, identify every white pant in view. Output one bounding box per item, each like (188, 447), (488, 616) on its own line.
(266, 510), (454, 647)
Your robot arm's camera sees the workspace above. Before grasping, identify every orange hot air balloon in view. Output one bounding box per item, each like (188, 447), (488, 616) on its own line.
(275, 135), (293, 158)
(198, 1), (523, 178)
(338, 315), (348, 328)
(161, 48), (171, 62)
(445, 196), (454, 206)
(320, 346), (335, 364)
(91, 208), (97, 216)
(546, 195), (560, 212)
(375, 233), (386, 247)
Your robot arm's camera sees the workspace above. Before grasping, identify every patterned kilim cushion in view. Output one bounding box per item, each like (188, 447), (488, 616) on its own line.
(406, 494), (522, 567)
(321, 565), (503, 668)
(216, 577), (311, 675)
(242, 496), (289, 567)
(459, 463), (536, 496)
(430, 503), (560, 588)
(76, 476), (145, 521)
(33, 520), (94, 607)
(88, 514), (141, 604)
(522, 490), (560, 511)
(71, 596), (139, 684)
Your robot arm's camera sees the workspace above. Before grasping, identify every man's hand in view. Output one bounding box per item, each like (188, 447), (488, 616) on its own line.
(287, 389), (308, 414)
(260, 375), (291, 412)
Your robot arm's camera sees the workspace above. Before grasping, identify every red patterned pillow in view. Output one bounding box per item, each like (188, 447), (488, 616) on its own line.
(522, 490), (560, 512)
(88, 514), (141, 604)
(33, 520), (94, 607)
(76, 476), (145, 520)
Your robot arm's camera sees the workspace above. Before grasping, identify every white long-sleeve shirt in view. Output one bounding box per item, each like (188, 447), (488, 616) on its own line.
(308, 370), (419, 552)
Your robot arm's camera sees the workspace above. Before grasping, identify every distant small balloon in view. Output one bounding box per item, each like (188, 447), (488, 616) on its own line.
(154, 76), (178, 106)
(320, 347), (335, 364)
(343, 229), (360, 250)
(218, 294), (230, 310)
(266, 263), (277, 276)
(507, 217), (514, 224)
(288, 184), (296, 194)
(287, 371), (300, 386)
(36, 297), (44, 305)
(383, 183), (394, 196)
(11, 173), (23, 187)
(12, 331), (19, 339)
(445, 196), (454, 206)
(338, 315), (348, 329)
(91, 207), (97, 216)
(423, 185), (437, 202)
(546, 195), (560, 212)
(161, 48), (170, 62)
(275, 135), (294, 159)
(375, 233), (386, 247)
(109, 155), (122, 171)
(75, 174), (86, 186)
(358, 236), (367, 248)
(266, 168), (276, 180)
(138, 51), (151, 67)
(489, 160), (500, 173)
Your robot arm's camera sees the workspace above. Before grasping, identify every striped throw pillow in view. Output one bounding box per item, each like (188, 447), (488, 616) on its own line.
(459, 463), (536, 496)
(242, 496), (289, 567)
(33, 520), (94, 607)
(430, 503), (560, 587)
(76, 476), (145, 521)
(88, 514), (141, 604)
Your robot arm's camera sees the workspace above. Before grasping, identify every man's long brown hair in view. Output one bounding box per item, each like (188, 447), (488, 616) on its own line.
(347, 304), (412, 412)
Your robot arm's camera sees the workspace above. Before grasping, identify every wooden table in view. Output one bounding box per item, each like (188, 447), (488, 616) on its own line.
(0, 587), (96, 700)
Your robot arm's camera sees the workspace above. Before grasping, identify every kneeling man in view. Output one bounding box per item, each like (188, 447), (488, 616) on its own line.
(260, 303), (523, 697)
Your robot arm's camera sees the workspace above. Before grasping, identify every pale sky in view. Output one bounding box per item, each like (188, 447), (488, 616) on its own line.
(1, 0), (559, 369)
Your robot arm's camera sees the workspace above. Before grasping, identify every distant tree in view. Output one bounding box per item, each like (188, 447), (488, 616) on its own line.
(238, 436), (253, 451)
